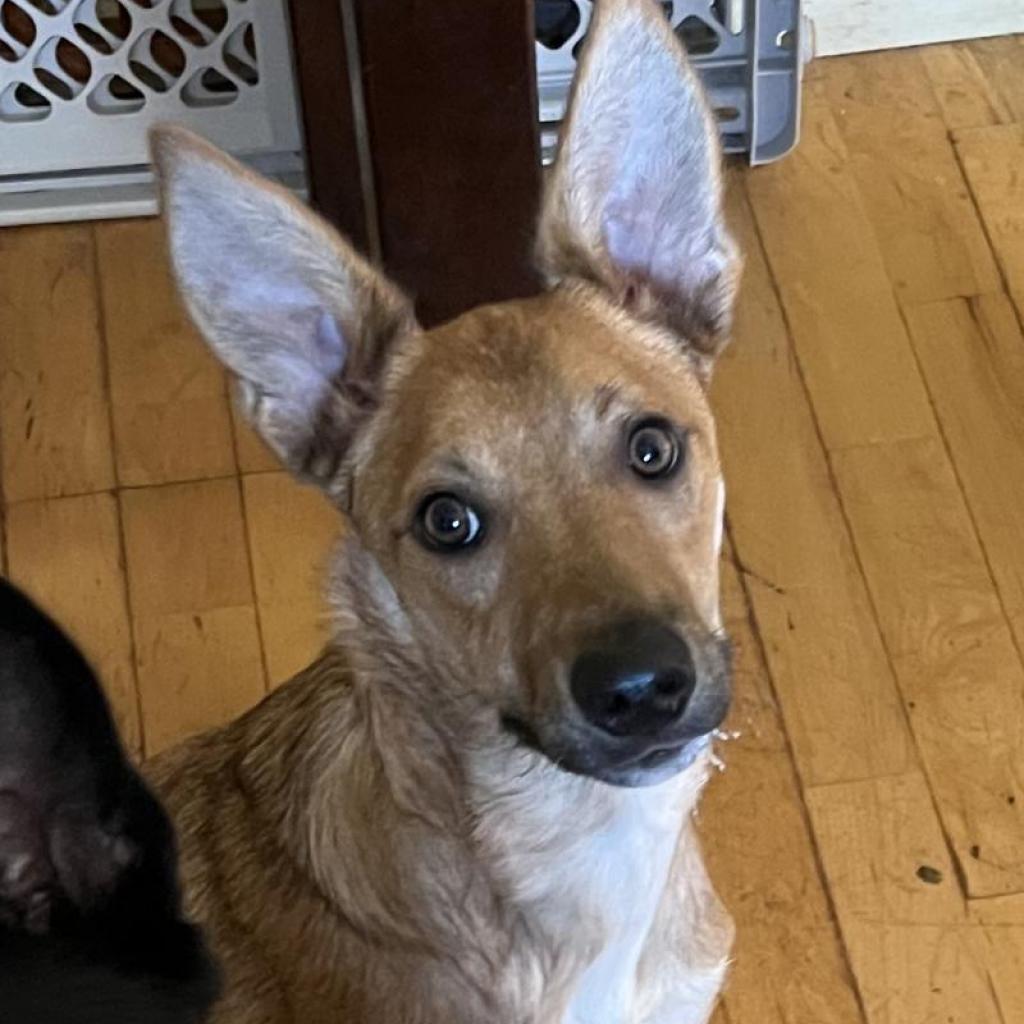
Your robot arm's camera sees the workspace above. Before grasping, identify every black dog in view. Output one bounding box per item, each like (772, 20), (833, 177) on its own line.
(0, 578), (219, 1023)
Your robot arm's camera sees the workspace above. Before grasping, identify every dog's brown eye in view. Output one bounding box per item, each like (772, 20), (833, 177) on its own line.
(628, 420), (681, 480)
(416, 493), (484, 551)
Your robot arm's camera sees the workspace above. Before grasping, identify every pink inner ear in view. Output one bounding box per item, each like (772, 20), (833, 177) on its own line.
(605, 188), (660, 280)
(314, 311), (347, 378)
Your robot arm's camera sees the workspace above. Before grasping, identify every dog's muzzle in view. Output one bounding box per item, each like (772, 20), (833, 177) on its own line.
(505, 617), (731, 787)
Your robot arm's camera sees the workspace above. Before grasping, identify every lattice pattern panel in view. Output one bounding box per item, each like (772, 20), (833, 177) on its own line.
(0, 0), (301, 183)
(535, 0), (807, 165)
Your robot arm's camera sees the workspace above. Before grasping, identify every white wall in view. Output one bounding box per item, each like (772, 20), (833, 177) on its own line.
(805, 0), (1024, 57)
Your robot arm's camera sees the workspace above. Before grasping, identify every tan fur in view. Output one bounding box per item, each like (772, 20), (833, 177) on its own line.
(148, 1), (739, 1021)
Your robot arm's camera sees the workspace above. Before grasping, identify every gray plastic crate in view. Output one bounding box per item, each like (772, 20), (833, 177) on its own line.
(536, 0), (811, 165)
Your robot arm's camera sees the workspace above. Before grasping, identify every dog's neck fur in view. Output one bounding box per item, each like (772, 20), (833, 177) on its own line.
(230, 542), (709, 1020)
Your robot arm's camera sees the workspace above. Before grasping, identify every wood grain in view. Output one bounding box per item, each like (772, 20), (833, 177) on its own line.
(955, 123), (1024, 319)
(243, 472), (339, 685)
(95, 217), (236, 486)
(744, 83), (935, 450)
(968, 892), (1024, 925)
(968, 34), (1024, 123)
(832, 436), (1024, 897)
(5, 493), (140, 756)
(120, 479), (266, 755)
(714, 177), (913, 785)
(0, 224), (114, 500)
(822, 50), (1000, 305)
(904, 294), (1024, 658)
(921, 42), (1012, 131)
(807, 772), (1004, 1024)
(702, 549), (866, 1024)
(969, 925), (1024, 1022)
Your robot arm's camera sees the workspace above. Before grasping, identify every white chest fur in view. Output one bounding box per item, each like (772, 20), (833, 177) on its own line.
(560, 803), (681, 1023)
(470, 748), (709, 1024)
(559, 778), (692, 1024)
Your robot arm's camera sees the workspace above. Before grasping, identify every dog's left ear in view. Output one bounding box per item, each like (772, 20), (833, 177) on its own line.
(536, 0), (739, 369)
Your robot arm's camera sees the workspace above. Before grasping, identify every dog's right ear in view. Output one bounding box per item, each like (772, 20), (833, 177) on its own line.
(151, 126), (418, 487)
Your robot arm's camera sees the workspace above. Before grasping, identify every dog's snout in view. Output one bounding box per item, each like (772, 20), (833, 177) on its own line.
(569, 620), (696, 738)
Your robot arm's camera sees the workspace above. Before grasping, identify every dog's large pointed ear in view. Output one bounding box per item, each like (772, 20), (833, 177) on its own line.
(151, 126), (418, 488)
(536, 0), (739, 369)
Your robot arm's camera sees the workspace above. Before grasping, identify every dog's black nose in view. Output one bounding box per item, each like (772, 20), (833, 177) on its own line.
(569, 619), (696, 737)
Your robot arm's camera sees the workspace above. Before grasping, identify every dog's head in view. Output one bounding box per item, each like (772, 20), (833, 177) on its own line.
(152, 0), (738, 788)
(0, 579), (220, 1022)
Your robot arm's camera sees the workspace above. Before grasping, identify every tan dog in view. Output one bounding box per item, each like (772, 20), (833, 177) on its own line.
(148, 0), (740, 1020)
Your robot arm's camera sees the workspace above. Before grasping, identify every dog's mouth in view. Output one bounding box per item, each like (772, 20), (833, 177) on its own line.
(500, 713), (715, 787)
(502, 632), (731, 787)
(500, 713), (544, 753)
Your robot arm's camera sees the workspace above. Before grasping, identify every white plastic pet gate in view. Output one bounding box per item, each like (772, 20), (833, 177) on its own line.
(0, 0), (304, 225)
(536, 0), (809, 164)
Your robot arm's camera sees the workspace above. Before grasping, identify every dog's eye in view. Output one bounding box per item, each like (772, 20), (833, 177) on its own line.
(627, 419), (682, 480)
(416, 493), (484, 551)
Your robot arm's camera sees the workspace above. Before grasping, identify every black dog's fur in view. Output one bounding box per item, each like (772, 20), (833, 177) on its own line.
(0, 578), (219, 1022)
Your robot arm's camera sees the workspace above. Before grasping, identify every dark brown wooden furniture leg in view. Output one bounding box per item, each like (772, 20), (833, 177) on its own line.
(289, 0), (542, 326)
(286, 0), (371, 254)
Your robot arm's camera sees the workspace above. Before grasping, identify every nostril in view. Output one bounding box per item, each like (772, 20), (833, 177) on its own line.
(606, 692), (632, 716)
(569, 620), (698, 738)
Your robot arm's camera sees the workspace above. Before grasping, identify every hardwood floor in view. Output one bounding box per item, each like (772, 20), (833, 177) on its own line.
(1, 38), (1023, 1024)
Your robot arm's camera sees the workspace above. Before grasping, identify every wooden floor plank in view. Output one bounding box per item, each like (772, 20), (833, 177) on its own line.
(739, 74), (1024, 900)
(713, 172), (1021, 1018)
(243, 472), (339, 685)
(714, 176), (914, 785)
(822, 50), (1000, 305)
(744, 82), (935, 451)
(807, 773), (1005, 1024)
(904, 294), (1024, 658)
(701, 549), (866, 1024)
(832, 436), (1024, 897)
(968, 926), (1024, 1023)
(921, 42), (1013, 131)
(232, 402), (281, 474)
(0, 224), (115, 501)
(120, 479), (266, 755)
(95, 218), (237, 487)
(955, 123), (1024, 319)
(968, 35), (1024, 124)
(5, 493), (140, 757)
(967, 889), (1024, 1013)
(969, 891), (1024, 927)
